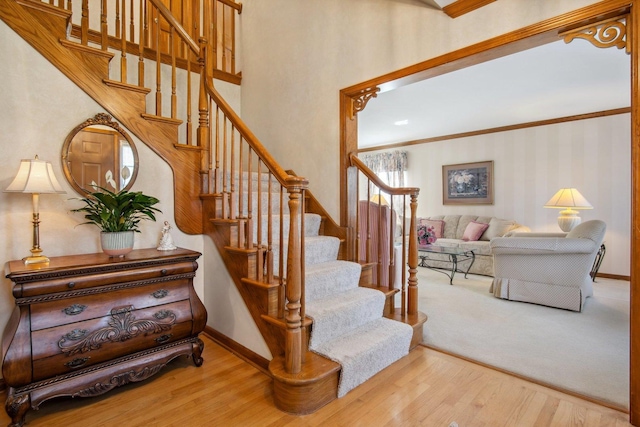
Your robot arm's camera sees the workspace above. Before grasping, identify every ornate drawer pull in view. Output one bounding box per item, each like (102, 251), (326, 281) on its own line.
(65, 357), (90, 369)
(62, 304), (87, 316)
(67, 282), (76, 289)
(152, 289), (168, 299)
(160, 269), (168, 275)
(155, 334), (172, 344)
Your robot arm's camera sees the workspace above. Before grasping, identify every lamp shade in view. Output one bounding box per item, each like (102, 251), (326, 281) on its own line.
(544, 188), (592, 210)
(370, 194), (389, 206)
(5, 156), (65, 194)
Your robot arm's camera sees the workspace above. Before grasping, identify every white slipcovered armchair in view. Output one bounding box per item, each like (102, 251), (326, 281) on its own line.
(489, 220), (606, 312)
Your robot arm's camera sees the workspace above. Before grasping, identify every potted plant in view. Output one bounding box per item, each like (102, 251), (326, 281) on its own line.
(72, 187), (161, 256)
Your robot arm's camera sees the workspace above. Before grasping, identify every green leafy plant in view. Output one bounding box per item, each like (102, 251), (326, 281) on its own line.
(71, 187), (161, 232)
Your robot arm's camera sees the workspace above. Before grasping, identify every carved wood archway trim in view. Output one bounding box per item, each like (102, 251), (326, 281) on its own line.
(562, 14), (631, 53)
(348, 86), (380, 119)
(339, 2), (639, 423)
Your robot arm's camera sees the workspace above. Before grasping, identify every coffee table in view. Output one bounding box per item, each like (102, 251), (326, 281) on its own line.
(417, 244), (476, 285)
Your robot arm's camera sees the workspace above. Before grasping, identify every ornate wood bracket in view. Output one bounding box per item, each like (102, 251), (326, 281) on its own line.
(562, 15), (631, 54)
(349, 86), (381, 119)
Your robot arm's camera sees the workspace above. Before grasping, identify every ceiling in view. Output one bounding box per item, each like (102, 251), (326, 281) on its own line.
(358, 39), (631, 149)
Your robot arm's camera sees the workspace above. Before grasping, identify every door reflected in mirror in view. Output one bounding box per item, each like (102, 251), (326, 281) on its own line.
(62, 113), (139, 196)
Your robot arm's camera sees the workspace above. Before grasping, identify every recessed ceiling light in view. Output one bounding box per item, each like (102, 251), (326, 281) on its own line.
(394, 120), (409, 126)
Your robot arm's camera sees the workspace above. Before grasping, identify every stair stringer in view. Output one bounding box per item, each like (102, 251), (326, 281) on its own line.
(0, 0), (204, 235)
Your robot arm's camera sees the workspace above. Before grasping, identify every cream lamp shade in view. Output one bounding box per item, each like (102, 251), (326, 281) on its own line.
(544, 188), (593, 232)
(5, 155), (65, 264)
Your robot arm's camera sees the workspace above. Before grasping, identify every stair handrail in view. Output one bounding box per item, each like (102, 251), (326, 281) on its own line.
(148, 0), (200, 54)
(348, 153), (420, 317)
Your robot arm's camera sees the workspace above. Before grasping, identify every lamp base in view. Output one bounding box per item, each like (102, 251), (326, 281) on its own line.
(557, 209), (581, 232)
(23, 255), (50, 265)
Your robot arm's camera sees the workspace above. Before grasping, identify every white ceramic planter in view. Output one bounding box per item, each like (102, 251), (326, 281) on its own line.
(100, 231), (135, 257)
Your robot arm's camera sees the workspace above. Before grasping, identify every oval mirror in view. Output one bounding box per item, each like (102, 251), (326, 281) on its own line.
(62, 113), (139, 196)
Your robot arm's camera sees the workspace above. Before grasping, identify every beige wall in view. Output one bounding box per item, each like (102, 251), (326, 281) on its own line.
(239, 0), (603, 220)
(383, 113), (630, 276)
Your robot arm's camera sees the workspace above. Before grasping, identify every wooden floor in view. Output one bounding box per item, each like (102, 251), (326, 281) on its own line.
(0, 335), (631, 426)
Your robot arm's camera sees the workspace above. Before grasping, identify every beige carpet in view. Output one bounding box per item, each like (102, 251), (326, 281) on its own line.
(417, 268), (630, 409)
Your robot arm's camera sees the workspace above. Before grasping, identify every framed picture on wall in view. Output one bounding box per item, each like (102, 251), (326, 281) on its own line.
(442, 161), (494, 205)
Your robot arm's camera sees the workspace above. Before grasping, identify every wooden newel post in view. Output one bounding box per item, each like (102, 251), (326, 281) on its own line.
(407, 194), (419, 315)
(285, 189), (303, 374)
(197, 37), (211, 193)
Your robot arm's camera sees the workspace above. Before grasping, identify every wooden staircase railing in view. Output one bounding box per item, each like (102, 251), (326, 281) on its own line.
(348, 154), (422, 323)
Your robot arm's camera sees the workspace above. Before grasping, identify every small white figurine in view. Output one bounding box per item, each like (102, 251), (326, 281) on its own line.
(157, 221), (177, 251)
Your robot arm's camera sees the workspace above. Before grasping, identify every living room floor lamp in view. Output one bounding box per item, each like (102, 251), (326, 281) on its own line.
(544, 188), (593, 232)
(5, 155), (66, 264)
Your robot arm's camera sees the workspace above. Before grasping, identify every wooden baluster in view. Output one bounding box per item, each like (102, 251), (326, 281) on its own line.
(100, 0), (108, 51)
(229, 127), (236, 219)
(186, 51), (192, 145)
(407, 194), (418, 315)
(213, 106), (220, 194)
(400, 196), (407, 315)
(115, 0), (121, 39)
(120, 0), (127, 83)
(388, 195), (396, 291)
(237, 136), (245, 247)
(212, 1), (218, 72)
(230, 3), (236, 75)
(222, 116), (228, 218)
(265, 171), (273, 283)
(80, 0), (89, 45)
(129, 0), (135, 43)
(155, 9), (162, 115)
(221, 5), (227, 72)
(247, 147), (254, 251)
(285, 189), (303, 374)
(278, 186), (284, 317)
(198, 38), (210, 194)
(376, 193), (383, 287)
(170, 27), (177, 118)
(256, 161), (262, 254)
(137, 0), (145, 86)
(365, 182), (371, 265)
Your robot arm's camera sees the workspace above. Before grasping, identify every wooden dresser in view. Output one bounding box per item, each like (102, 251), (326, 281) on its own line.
(2, 248), (207, 427)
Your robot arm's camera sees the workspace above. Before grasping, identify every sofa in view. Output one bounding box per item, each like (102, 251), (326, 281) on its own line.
(415, 215), (530, 276)
(489, 220), (606, 311)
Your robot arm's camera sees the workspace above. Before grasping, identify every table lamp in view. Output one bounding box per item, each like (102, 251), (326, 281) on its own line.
(544, 188), (593, 232)
(5, 155), (66, 264)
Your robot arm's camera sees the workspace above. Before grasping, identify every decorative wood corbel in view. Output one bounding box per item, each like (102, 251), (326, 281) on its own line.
(562, 15), (631, 54)
(349, 86), (381, 119)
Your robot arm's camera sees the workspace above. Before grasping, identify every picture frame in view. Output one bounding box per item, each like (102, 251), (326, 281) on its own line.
(442, 160), (494, 205)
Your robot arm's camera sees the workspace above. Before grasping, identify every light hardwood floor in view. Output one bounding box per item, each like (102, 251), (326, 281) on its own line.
(0, 335), (631, 426)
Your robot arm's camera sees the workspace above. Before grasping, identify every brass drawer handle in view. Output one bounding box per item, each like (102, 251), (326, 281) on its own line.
(65, 357), (90, 369)
(152, 289), (168, 299)
(155, 334), (172, 344)
(62, 304), (87, 316)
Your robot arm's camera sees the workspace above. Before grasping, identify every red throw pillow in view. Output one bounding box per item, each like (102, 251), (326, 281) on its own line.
(420, 219), (444, 238)
(462, 221), (489, 241)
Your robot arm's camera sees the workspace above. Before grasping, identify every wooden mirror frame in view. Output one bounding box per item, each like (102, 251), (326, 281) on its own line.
(61, 113), (140, 196)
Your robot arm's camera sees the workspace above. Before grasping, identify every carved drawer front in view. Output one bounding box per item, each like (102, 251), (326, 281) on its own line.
(31, 300), (194, 380)
(17, 261), (196, 297)
(29, 279), (191, 331)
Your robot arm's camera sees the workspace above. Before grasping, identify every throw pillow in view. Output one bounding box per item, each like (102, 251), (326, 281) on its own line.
(462, 221), (489, 241)
(417, 223), (437, 245)
(419, 219), (445, 238)
(481, 218), (516, 241)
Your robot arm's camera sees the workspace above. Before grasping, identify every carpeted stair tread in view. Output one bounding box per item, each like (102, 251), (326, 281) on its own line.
(253, 213), (322, 243)
(307, 287), (385, 348)
(272, 236), (341, 277)
(305, 261), (362, 302)
(311, 317), (413, 397)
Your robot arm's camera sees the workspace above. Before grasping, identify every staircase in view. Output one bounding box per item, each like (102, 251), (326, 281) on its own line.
(1, 0), (426, 415)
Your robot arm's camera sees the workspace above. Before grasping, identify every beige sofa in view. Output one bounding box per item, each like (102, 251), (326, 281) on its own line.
(417, 215), (530, 276)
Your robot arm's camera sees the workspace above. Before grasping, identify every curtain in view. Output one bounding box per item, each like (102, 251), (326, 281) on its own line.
(360, 151), (408, 213)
